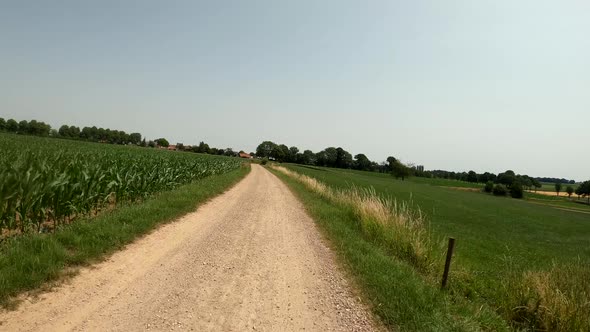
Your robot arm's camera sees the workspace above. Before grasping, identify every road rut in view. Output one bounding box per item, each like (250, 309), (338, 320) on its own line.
(0, 164), (377, 331)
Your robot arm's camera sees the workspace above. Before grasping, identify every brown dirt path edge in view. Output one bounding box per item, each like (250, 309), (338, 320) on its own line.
(0, 164), (378, 332)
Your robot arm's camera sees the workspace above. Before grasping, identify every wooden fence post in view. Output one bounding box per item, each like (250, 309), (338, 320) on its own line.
(441, 237), (456, 289)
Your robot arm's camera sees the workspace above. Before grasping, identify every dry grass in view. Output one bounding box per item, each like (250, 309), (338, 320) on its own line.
(446, 186), (481, 192)
(272, 165), (442, 275)
(511, 261), (590, 331)
(526, 190), (565, 197)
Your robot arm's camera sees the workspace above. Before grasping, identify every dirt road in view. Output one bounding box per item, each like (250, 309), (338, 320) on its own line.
(0, 164), (377, 331)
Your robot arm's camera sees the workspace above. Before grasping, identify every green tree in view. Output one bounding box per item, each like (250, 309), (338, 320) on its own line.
(321, 147), (338, 167)
(315, 150), (327, 166)
(467, 171), (478, 183)
(390, 159), (411, 180)
(0, 117), (6, 130)
(521, 176), (533, 191)
(155, 138), (169, 147)
(497, 170), (516, 187)
(256, 141), (276, 158)
(575, 181), (590, 204)
(479, 172), (496, 183)
(335, 147), (353, 168)
(196, 141), (211, 154)
(129, 133), (142, 145)
(58, 125), (71, 137)
(80, 127), (92, 140)
(69, 126), (81, 138)
(271, 144), (289, 162)
(555, 182), (562, 196)
(566, 185), (574, 198)
(300, 150), (315, 165)
(224, 148), (236, 157)
(484, 181), (494, 193)
(6, 119), (18, 132)
(510, 181), (524, 199)
(354, 154), (371, 171)
(493, 184), (508, 196)
(386, 156), (397, 166)
(27, 120), (51, 136)
(288, 146), (299, 163)
(18, 120), (29, 134)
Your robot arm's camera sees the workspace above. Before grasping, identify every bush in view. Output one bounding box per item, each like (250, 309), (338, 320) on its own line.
(261, 158), (268, 165)
(493, 184), (508, 196)
(484, 181), (494, 193)
(510, 181), (524, 199)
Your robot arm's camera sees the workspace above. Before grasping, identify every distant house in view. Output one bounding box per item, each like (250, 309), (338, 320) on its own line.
(167, 145), (177, 151)
(239, 152), (252, 159)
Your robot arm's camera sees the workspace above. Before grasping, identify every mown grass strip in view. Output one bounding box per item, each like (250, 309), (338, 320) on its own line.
(0, 165), (250, 307)
(270, 167), (509, 332)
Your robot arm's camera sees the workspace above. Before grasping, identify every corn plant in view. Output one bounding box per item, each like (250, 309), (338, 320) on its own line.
(0, 134), (242, 236)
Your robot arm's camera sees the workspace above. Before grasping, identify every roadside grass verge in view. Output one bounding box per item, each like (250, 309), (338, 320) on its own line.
(0, 165), (250, 307)
(272, 165), (443, 275)
(270, 165), (509, 331)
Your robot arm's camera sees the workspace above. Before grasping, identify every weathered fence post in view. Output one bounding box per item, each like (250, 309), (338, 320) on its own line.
(441, 237), (456, 290)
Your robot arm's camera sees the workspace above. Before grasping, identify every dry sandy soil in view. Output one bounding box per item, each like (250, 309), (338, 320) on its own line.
(526, 190), (570, 197)
(0, 164), (378, 332)
(446, 187), (480, 192)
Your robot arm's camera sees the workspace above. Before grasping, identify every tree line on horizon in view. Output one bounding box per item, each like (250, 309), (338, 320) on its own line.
(0, 117), (243, 157)
(254, 140), (413, 179)
(0, 117), (144, 145)
(253, 140), (590, 202)
(426, 170), (576, 186)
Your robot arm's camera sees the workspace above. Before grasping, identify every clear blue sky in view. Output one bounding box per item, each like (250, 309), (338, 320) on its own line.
(1, 0), (588, 180)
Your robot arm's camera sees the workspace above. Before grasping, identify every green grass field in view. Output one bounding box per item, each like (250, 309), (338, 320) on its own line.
(280, 164), (590, 330)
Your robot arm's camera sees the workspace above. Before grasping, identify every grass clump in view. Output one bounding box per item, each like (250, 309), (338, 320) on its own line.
(509, 261), (590, 331)
(493, 184), (508, 196)
(510, 182), (524, 199)
(484, 181), (494, 193)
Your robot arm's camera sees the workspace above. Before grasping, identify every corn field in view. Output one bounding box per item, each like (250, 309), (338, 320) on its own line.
(0, 134), (242, 235)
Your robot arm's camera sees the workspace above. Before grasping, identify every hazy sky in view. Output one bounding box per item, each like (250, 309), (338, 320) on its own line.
(1, 1), (588, 180)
